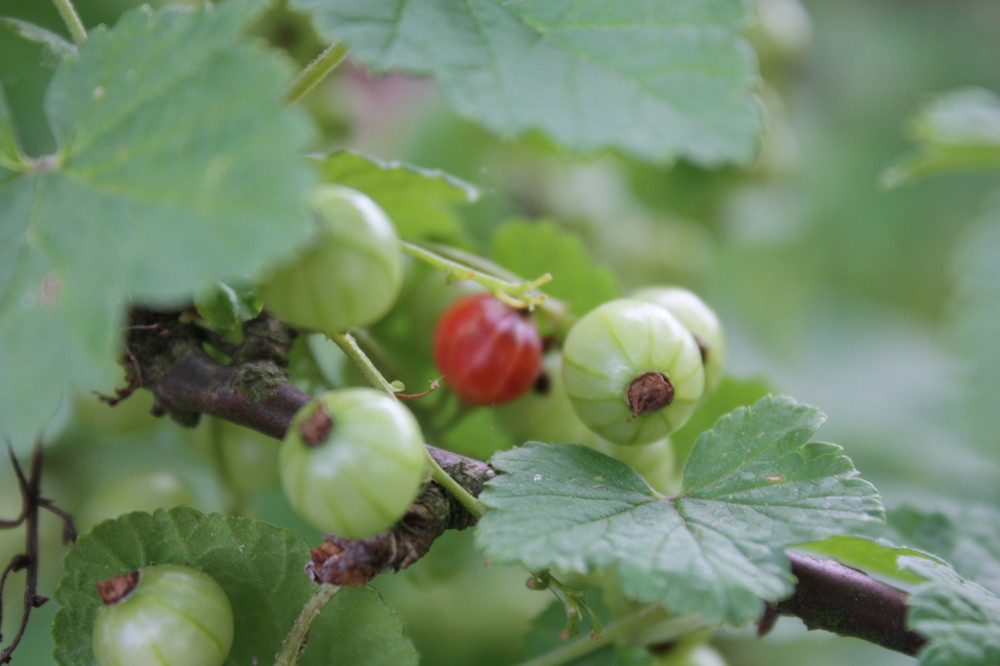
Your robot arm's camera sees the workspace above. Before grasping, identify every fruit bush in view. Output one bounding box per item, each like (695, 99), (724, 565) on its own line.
(2, 0), (1000, 665)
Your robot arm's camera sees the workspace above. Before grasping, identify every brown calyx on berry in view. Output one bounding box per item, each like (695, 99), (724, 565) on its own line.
(97, 570), (139, 605)
(627, 372), (675, 418)
(299, 403), (333, 447)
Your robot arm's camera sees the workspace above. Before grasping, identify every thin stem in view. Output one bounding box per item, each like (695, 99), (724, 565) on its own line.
(274, 582), (341, 665)
(425, 451), (487, 518)
(520, 604), (673, 666)
(327, 331), (487, 516)
(401, 241), (551, 309)
(327, 332), (397, 395)
(286, 42), (348, 105)
(51, 0), (87, 47)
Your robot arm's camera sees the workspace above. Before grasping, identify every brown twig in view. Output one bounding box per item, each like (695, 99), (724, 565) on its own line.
(0, 444), (77, 664)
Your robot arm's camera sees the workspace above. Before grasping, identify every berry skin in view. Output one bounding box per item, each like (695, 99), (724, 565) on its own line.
(562, 299), (705, 446)
(433, 293), (543, 406)
(93, 563), (233, 666)
(260, 185), (403, 334)
(630, 286), (726, 393)
(279, 388), (426, 539)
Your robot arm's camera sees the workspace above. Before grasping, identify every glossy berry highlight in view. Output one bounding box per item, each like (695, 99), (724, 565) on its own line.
(433, 293), (543, 405)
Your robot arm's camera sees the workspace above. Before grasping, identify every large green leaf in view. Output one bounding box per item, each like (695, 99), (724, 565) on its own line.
(0, 2), (315, 448)
(293, 0), (761, 165)
(949, 196), (1000, 458)
(314, 150), (478, 241)
(902, 557), (1000, 666)
(882, 88), (1000, 187)
(490, 219), (618, 317)
(476, 396), (884, 625)
(54, 508), (418, 665)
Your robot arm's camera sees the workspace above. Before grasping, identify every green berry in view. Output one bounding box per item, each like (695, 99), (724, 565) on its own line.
(93, 564), (233, 666)
(279, 388), (426, 539)
(260, 185), (403, 334)
(630, 286), (726, 393)
(562, 299), (705, 445)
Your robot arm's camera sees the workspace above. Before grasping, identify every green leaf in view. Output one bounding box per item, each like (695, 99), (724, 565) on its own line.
(491, 220), (618, 317)
(1, 16), (78, 62)
(884, 502), (1000, 596)
(949, 196), (1000, 458)
(53, 508), (417, 666)
(476, 396), (884, 625)
(882, 88), (1000, 187)
(902, 557), (1000, 666)
(314, 150), (479, 241)
(0, 2), (315, 447)
(194, 281), (263, 338)
(796, 536), (935, 585)
(292, 0), (762, 166)
(671, 375), (773, 467)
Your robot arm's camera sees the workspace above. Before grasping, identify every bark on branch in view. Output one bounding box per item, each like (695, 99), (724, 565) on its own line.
(123, 310), (926, 658)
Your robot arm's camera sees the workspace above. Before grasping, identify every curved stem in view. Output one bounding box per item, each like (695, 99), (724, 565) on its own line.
(51, 0), (87, 46)
(401, 241), (551, 309)
(274, 582), (341, 665)
(326, 331), (487, 517)
(327, 332), (397, 395)
(286, 42), (347, 105)
(520, 604), (674, 666)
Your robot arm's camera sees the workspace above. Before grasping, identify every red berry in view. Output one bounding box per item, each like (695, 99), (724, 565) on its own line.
(433, 294), (543, 405)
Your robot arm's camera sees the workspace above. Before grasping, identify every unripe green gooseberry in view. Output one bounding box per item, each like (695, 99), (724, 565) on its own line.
(562, 299), (705, 446)
(93, 564), (233, 666)
(279, 388), (427, 539)
(259, 185), (403, 334)
(630, 286), (726, 393)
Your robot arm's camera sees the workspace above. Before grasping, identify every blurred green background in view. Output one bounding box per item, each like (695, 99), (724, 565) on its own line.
(2, 0), (999, 663)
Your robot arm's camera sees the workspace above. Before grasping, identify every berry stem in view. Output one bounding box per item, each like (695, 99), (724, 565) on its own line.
(51, 0), (87, 47)
(520, 604), (685, 666)
(286, 42), (348, 105)
(401, 240), (551, 309)
(274, 582), (341, 666)
(327, 332), (488, 518)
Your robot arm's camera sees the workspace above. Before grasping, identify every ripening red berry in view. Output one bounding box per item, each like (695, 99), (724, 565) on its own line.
(433, 293), (543, 405)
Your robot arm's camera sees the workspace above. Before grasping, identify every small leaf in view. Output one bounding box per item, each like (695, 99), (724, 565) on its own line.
(53, 508), (417, 665)
(902, 557), (1000, 666)
(314, 150), (479, 241)
(476, 396), (884, 625)
(882, 88), (1000, 187)
(796, 536), (935, 585)
(491, 220), (618, 317)
(194, 281), (263, 337)
(1, 17), (78, 61)
(293, 0), (762, 165)
(0, 1), (315, 447)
